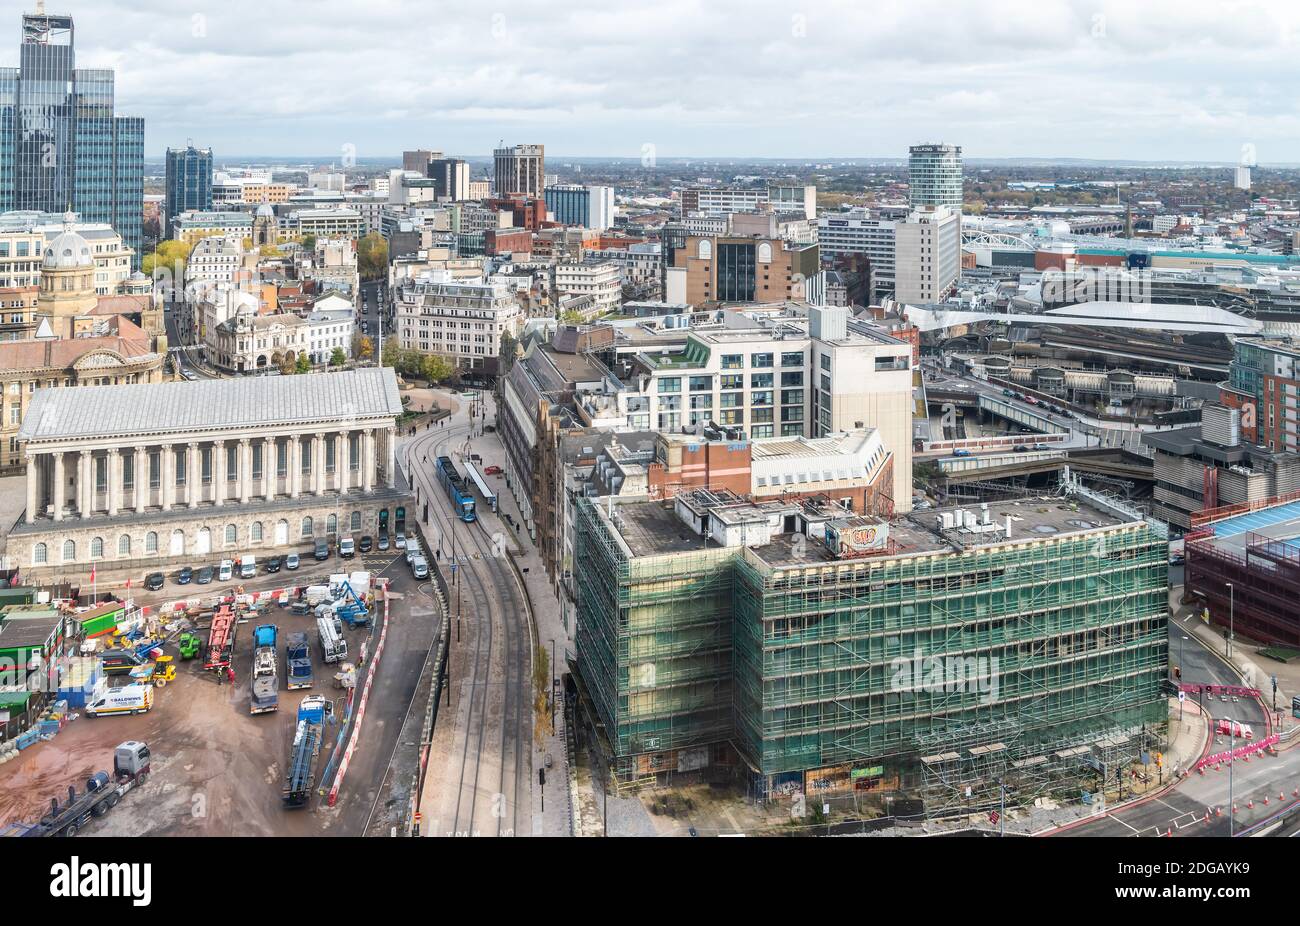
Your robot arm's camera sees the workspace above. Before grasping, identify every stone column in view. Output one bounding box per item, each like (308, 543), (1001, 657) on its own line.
(107, 449), (121, 517)
(53, 452), (66, 521)
(213, 440), (225, 506)
(25, 451), (39, 524)
(385, 425), (396, 489)
(161, 445), (175, 511)
(134, 446), (147, 513)
(337, 431), (350, 494)
(362, 429), (375, 492)
(187, 442), (199, 509)
(79, 449), (93, 517)
(289, 436), (301, 499)
(238, 438), (251, 505)
(314, 434), (327, 496)
(263, 437), (275, 500)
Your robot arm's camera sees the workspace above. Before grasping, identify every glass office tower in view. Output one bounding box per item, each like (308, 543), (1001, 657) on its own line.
(164, 145), (212, 232)
(0, 11), (144, 267)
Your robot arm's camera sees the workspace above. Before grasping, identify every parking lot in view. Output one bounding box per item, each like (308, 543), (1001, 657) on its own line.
(0, 548), (440, 836)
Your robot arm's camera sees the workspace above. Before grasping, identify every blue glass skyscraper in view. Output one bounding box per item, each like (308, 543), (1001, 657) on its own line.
(165, 145), (212, 232)
(0, 10), (144, 267)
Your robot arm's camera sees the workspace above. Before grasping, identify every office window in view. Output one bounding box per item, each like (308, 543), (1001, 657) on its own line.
(782, 389), (804, 406)
(721, 374), (743, 390)
(781, 351), (804, 367)
(751, 372), (773, 389)
(657, 377), (681, 394)
(721, 354), (743, 370)
(751, 352), (773, 368)
(781, 371), (803, 387)
(689, 375), (713, 392)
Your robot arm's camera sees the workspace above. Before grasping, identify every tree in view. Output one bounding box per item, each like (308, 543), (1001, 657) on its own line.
(301, 233), (317, 252)
(381, 338), (401, 369)
(560, 309), (584, 325)
(141, 239), (191, 285)
(357, 233), (389, 281)
(357, 335), (374, 361)
(421, 353), (454, 384)
(330, 347), (347, 367)
(295, 353), (312, 374)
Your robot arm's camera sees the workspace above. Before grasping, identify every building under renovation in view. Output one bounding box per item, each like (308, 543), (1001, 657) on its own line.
(572, 483), (1170, 813)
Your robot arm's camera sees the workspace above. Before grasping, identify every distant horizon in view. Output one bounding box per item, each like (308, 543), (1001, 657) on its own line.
(140, 153), (1297, 170)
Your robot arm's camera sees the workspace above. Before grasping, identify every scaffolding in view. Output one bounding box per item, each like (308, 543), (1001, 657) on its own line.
(574, 494), (1169, 801)
(573, 497), (737, 782)
(732, 516), (1169, 801)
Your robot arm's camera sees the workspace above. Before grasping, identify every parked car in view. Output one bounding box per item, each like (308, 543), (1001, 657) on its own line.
(177, 566), (193, 585)
(1012, 445), (1029, 453)
(1033, 444), (1051, 451)
(266, 555), (282, 574)
(196, 565), (214, 585)
(484, 424), (496, 432)
(484, 464), (502, 475)
(952, 449), (972, 458)
(377, 533), (390, 551)
(339, 537), (355, 558)
(359, 535), (373, 553)
(395, 533), (407, 550)
(145, 572), (165, 591)
(411, 555), (429, 579)
(218, 559), (234, 582)
(1002, 389), (1013, 397)
(314, 539), (329, 561)
(285, 553), (299, 571)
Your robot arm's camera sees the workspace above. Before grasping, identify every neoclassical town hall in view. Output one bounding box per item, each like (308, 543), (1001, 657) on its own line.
(12, 367), (409, 578)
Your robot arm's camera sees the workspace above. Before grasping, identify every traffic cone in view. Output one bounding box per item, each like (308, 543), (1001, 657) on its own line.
(1215, 806), (1223, 816)
(1263, 795), (1270, 805)
(1166, 827), (1172, 836)
(1248, 799), (1255, 809)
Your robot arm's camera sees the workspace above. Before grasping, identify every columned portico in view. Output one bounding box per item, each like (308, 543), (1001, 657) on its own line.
(14, 369), (407, 575)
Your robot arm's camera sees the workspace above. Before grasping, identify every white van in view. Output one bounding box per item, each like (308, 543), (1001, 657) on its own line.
(218, 559), (234, 582)
(239, 554), (256, 579)
(86, 682), (154, 717)
(317, 615), (348, 664)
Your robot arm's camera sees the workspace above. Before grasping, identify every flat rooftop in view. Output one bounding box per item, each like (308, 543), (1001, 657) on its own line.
(601, 494), (1135, 563)
(1199, 498), (1300, 558)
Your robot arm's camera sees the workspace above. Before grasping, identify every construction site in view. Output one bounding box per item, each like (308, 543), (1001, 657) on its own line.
(572, 479), (1171, 820)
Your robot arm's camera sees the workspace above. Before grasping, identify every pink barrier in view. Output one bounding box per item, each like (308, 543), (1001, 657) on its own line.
(1195, 733), (1279, 770)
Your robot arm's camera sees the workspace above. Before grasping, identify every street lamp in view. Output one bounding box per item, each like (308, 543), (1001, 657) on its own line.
(1227, 716), (1236, 837)
(1179, 635), (1189, 721)
(1225, 582), (1235, 659)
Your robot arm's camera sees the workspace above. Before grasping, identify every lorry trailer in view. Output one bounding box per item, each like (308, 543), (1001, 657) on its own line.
(282, 696), (332, 808)
(7, 742), (151, 836)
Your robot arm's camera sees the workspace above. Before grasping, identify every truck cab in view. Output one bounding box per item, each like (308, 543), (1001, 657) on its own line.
(219, 559), (234, 582)
(239, 555), (256, 579)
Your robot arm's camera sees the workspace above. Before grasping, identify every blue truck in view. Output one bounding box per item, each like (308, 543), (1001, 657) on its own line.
(283, 696), (332, 808)
(250, 624), (279, 714)
(285, 632), (313, 690)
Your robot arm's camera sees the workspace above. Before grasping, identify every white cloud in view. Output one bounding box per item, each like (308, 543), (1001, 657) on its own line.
(21, 0), (1300, 160)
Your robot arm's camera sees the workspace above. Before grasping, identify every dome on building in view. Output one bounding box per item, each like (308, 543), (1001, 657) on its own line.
(256, 203), (275, 219)
(43, 212), (94, 270)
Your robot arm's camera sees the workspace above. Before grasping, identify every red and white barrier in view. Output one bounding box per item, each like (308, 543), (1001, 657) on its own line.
(328, 579), (390, 808)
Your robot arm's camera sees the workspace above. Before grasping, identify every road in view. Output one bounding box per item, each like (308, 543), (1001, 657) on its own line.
(1062, 615), (1275, 837)
(402, 406), (533, 837)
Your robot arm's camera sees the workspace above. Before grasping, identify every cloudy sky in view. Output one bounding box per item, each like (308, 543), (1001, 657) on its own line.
(41, 0), (1300, 162)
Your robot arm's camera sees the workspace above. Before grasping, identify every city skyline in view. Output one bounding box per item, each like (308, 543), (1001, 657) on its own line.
(55, 0), (1300, 163)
